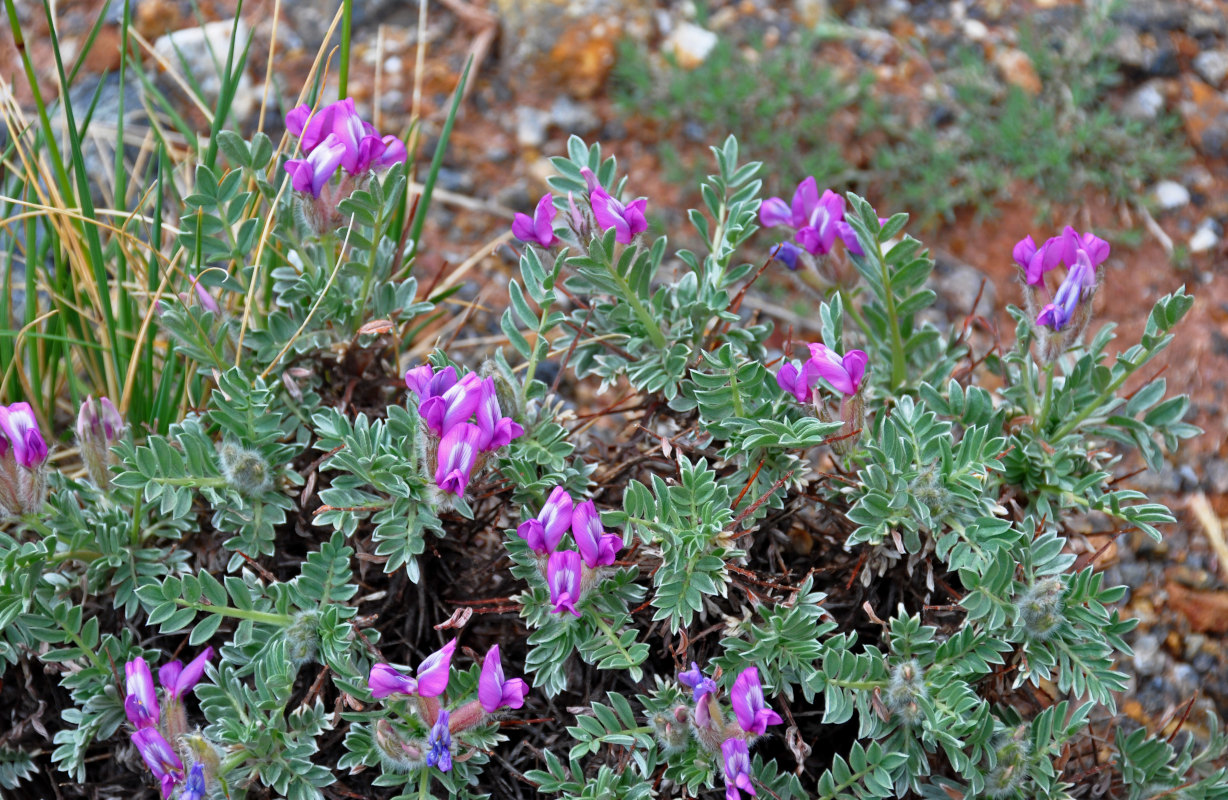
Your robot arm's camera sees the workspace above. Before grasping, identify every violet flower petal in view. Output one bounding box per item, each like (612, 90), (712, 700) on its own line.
(368, 663), (418, 698)
(415, 640), (457, 698)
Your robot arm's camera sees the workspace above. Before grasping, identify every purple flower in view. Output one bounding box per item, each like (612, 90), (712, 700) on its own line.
(180, 763), (206, 800)
(158, 647), (213, 701)
(775, 360), (815, 404)
(415, 640), (457, 698)
(426, 708), (453, 772)
(731, 667), (782, 736)
(517, 485), (573, 554)
(0, 402), (48, 469)
(678, 662), (718, 704)
(721, 738), (757, 800)
(512, 194), (559, 248)
(772, 241), (802, 270)
(1014, 234), (1064, 287)
(368, 663), (418, 698)
(837, 217), (889, 257)
(405, 364), (458, 402)
(478, 644), (530, 713)
(76, 396), (124, 443)
(1036, 253), (1090, 331)
(131, 728), (184, 798)
(806, 344), (868, 396)
(189, 274), (220, 313)
(795, 190), (846, 256)
(285, 98), (405, 175)
(760, 176), (818, 229)
(547, 550), (583, 617)
(124, 657), (159, 730)
(474, 377), (524, 452)
(420, 373), (482, 437)
(434, 422), (483, 496)
(285, 133), (348, 198)
(571, 500), (620, 569)
(590, 187), (648, 244)
(1060, 226), (1109, 269)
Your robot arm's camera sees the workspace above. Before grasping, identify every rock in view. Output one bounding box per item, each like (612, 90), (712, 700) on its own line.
(1152, 180), (1190, 210)
(154, 19), (257, 124)
(135, 0), (184, 40)
(545, 16), (622, 98)
(666, 22), (718, 69)
(434, 166), (472, 194)
(994, 47), (1042, 95)
(1166, 583), (1228, 633)
(1108, 28), (1179, 77)
(1189, 219), (1220, 254)
(515, 106), (550, 148)
(1179, 76), (1228, 157)
(550, 95), (600, 135)
(1132, 634), (1165, 675)
(1204, 458), (1228, 493)
(1122, 82), (1166, 121)
(934, 258), (996, 318)
(962, 18), (989, 41)
(1194, 50), (1228, 87)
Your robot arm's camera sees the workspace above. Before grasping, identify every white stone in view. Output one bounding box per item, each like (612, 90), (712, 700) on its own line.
(1189, 222), (1219, 253)
(515, 106), (550, 149)
(666, 22), (718, 69)
(1152, 180), (1190, 210)
(1194, 50), (1228, 87)
(963, 19), (989, 41)
(384, 56), (404, 74)
(1122, 82), (1165, 121)
(155, 20), (256, 122)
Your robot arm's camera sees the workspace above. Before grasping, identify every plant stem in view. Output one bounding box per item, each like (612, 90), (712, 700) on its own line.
(591, 614), (636, 667)
(176, 599), (294, 626)
(1036, 360), (1056, 432)
(874, 241), (908, 390)
(605, 254), (668, 349)
(520, 257), (563, 409)
(417, 766), (432, 799)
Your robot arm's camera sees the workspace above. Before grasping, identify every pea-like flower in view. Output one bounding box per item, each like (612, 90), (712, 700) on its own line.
(571, 500), (620, 569)
(1013, 234), (1063, 287)
(721, 737), (757, 800)
(730, 667), (782, 736)
(517, 485), (573, 555)
(805, 344), (868, 397)
(547, 550), (583, 617)
(678, 662), (718, 704)
(434, 422), (484, 496)
(590, 187), (648, 244)
(426, 708), (453, 772)
(0, 402), (48, 470)
(405, 364), (459, 402)
(284, 133), (348, 199)
(131, 728), (184, 799)
(1059, 226), (1109, 270)
(478, 644), (530, 713)
(158, 647), (213, 701)
(794, 190), (846, 256)
(180, 763), (207, 800)
(512, 194), (560, 248)
(420, 372), (482, 437)
(772, 241), (802, 270)
(368, 663), (419, 699)
(124, 657), (160, 730)
(474, 377), (523, 452)
(415, 640), (457, 698)
(1037, 251), (1093, 331)
(759, 176), (819, 229)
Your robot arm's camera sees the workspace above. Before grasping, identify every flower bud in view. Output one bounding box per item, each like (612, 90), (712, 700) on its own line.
(77, 396), (125, 491)
(374, 719), (426, 772)
(1018, 577), (1065, 641)
(218, 442), (272, 496)
(284, 610), (321, 664)
(885, 659), (926, 725)
(0, 402), (49, 517)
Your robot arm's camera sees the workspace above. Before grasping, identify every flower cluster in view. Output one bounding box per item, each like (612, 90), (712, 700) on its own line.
(0, 402), (49, 517)
(405, 365), (523, 498)
(284, 98), (406, 200)
(776, 343), (869, 452)
(1014, 226), (1108, 345)
(671, 664), (782, 800)
(515, 487), (622, 617)
(759, 177), (863, 263)
(512, 168), (648, 250)
(367, 641), (529, 773)
(123, 649), (214, 798)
